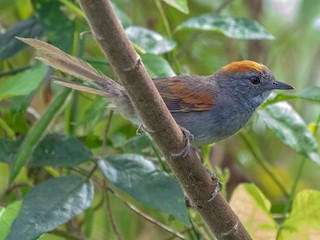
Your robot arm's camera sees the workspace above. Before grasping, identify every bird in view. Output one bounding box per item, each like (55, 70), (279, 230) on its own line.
(18, 37), (294, 147)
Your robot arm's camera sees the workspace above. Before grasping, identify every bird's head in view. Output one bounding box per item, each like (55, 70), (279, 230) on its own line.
(214, 60), (293, 107)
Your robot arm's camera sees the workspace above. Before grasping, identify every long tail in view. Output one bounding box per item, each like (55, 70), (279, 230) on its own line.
(17, 37), (138, 122)
(16, 37), (125, 98)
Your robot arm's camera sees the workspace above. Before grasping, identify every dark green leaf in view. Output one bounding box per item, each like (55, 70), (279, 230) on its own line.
(176, 14), (274, 40)
(126, 26), (176, 54)
(29, 134), (92, 167)
(0, 64), (49, 100)
(5, 175), (93, 240)
(32, 0), (75, 53)
(98, 154), (189, 225)
(121, 135), (152, 155)
(0, 17), (43, 60)
(162, 0), (189, 14)
(0, 201), (22, 240)
(259, 102), (320, 165)
(0, 134), (92, 167)
(142, 54), (176, 78)
(0, 138), (23, 164)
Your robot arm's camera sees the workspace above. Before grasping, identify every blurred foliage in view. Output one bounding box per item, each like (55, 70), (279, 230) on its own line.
(0, 0), (320, 239)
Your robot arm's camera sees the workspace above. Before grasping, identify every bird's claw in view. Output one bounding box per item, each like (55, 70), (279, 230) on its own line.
(207, 169), (223, 202)
(171, 126), (194, 157)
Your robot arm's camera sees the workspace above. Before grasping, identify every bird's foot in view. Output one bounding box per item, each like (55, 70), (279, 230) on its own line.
(171, 126), (194, 157)
(206, 169), (223, 202)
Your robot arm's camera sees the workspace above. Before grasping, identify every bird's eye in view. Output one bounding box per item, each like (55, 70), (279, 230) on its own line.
(250, 76), (261, 85)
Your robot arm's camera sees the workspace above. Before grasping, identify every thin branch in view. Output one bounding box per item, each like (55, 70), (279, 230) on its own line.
(105, 189), (124, 240)
(101, 110), (114, 158)
(108, 187), (187, 240)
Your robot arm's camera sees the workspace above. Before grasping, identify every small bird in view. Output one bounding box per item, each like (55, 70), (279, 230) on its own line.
(18, 38), (294, 147)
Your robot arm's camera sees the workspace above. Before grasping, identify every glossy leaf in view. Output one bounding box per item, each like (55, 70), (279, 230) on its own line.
(5, 175), (93, 240)
(162, 0), (189, 14)
(126, 26), (176, 54)
(230, 184), (277, 239)
(0, 17), (43, 60)
(32, 0), (75, 53)
(279, 190), (320, 239)
(98, 154), (189, 225)
(0, 64), (49, 100)
(142, 54), (176, 78)
(176, 14), (274, 40)
(29, 134), (92, 167)
(0, 201), (22, 240)
(259, 102), (320, 165)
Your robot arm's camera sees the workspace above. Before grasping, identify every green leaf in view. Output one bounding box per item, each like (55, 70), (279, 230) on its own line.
(5, 176), (93, 240)
(0, 201), (22, 240)
(32, 0), (75, 53)
(29, 134), (92, 167)
(98, 154), (189, 225)
(162, 0), (189, 14)
(9, 89), (71, 184)
(121, 135), (152, 156)
(229, 183), (277, 238)
(111, 2), (132, 28)
(0, 134), (92, 167)
(294, 86), (320, 102)
(263, 87), (320, 106)
(0, 64), (49, 100)
(259, 102), (320, 165)
(142, 54), (176, 78)
(0, 17), (43, 60)
(279, 190), (320, 239)
(0, 138), (23, 164)
(176, 14), (274, 40)
(125, 26), (176, 54)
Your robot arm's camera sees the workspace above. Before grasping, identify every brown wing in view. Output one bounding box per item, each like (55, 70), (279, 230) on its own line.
(153, 76), (215, 112)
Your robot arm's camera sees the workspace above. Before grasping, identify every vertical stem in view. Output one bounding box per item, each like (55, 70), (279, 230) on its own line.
(154, 0), (172, 37)
(240, 132), (289, 197)
(0, 117), (16, 140)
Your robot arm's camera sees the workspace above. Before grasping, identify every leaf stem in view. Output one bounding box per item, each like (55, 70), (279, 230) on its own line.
(154, 0), (172, 37)
(0, 117), (16, 140)
(105, 189), (124, 240)
(240, 131), (289, 197)
(0, 65), (32, 77)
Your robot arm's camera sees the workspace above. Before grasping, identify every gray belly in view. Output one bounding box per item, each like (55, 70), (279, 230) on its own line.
(172, 109), (254, 147)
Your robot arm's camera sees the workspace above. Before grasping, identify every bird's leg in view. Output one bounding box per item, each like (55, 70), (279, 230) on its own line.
(206, 168), (223, 202)
(171, 126), (194, 157)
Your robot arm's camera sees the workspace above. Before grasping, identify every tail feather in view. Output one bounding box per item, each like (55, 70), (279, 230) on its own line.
(17, 37), (125, 96)
(17, 37), (139, 123)
(51, 76), (107, 96)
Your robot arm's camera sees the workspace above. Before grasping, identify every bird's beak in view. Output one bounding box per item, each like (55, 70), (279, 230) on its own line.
(272, 80), (294, 90)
